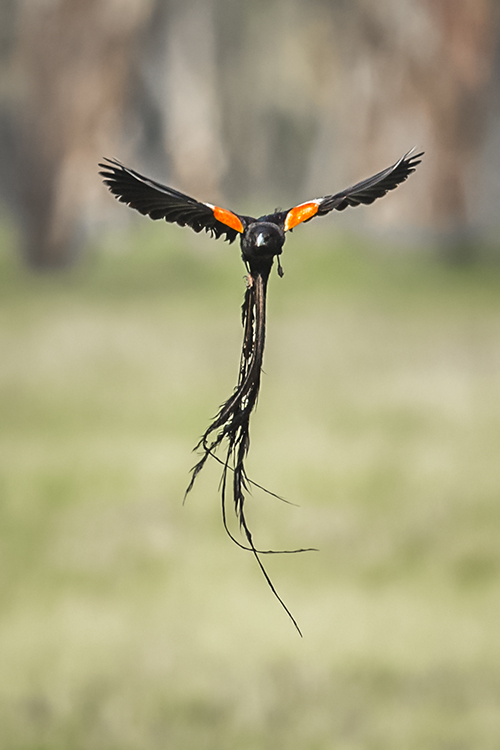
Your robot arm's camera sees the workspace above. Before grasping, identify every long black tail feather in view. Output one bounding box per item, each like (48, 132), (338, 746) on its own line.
(184, 268), (310, 635)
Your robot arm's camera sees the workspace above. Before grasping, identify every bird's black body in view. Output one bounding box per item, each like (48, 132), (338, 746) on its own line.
(100, 149), (423, 634)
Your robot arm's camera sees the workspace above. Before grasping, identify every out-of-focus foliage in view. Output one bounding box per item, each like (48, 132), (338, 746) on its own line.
(0, 0), (499, 266)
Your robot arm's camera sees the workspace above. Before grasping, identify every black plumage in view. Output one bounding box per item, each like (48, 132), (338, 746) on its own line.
(100, 149), (423, 634)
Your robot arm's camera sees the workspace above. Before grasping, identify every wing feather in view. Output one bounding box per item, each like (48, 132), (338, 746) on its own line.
(99, 159), (251, 243)
(280, 149), (423, 230)
(318, 149), (423, 214)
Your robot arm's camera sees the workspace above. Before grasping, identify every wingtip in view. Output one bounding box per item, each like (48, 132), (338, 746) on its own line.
(404, 147), (424, 162)
(98, 157), (124, 172)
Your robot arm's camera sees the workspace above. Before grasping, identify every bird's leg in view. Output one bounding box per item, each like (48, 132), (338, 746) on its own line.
(276, 255), (284, 277)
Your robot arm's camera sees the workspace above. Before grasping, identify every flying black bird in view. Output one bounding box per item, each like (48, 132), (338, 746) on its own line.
(100, 149), (423, 634)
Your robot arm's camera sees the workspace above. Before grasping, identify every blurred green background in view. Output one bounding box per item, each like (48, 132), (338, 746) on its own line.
(2, 1), (500, 748)
(1, 218), (500, 748)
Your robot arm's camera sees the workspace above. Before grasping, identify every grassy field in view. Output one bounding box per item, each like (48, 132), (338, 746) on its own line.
(1, 219), (500, 749)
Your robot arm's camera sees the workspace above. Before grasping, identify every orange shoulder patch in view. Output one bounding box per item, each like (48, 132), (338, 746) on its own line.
(212, 205), (244, 233)
(284, 201), (319, 232)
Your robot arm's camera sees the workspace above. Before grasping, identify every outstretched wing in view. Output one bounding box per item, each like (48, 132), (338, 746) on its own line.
(99, 159), (252, 243)
(282, 149), (423, 231)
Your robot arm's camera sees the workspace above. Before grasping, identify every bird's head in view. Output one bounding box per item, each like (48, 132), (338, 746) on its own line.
(241, 222), (285, 268)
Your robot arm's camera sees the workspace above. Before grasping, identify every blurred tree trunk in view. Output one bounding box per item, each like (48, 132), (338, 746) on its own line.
(7, 0), (153, 268)
(309, 0), (499, 256)
(215, 0), (323, 207)
(140, 0), (225, 199)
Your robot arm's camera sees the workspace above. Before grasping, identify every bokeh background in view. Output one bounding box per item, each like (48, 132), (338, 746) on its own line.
(1, 1), (500, 748)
